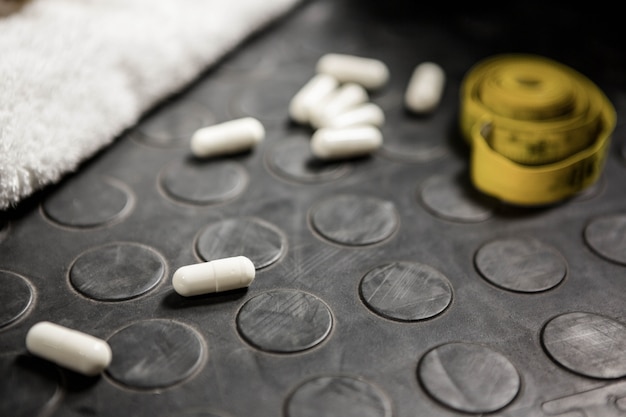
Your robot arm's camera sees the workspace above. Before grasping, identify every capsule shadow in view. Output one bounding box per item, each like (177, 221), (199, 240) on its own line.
(61, 368), (102, 392)
(14, 353), (101, 393)
(13, 354), (63, 384)
(161, 288), (249, 310)
(186, 149), (254, 165)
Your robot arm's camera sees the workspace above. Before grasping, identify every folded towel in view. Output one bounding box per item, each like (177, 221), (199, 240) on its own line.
(0, 0), (301, 210)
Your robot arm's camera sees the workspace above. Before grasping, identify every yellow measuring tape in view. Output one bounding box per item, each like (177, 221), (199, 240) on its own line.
(459, 53), (616, 206)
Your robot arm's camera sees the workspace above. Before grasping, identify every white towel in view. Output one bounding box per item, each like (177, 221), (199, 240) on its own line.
(0, 0), (301, 210)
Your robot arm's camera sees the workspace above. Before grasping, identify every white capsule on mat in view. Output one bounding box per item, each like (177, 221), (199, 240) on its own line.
(405, 62), (446, 114)
(26, 321), (112, 376)
(190, 117), (265, 158)
(289, 73), (339, 125)
(311, 126), (383, 160)
(172, 255), (255, 297)
(316, 53), (390, 91)
(310, 82), (369, 128)
(323, 102), (385, 129)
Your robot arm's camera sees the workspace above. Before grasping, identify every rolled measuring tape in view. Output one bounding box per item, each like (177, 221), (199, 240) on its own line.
(459, 53), (616, 206)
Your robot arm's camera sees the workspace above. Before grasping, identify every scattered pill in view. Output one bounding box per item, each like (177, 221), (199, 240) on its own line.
(190, 117), (265, 158)
(310, 82), (369, 128)
(405, 62), (446, 114)
(25, 321), (112, 376)
(289, 73), (339, 125)
(323, 102), (385, 129)
(172, 255), (256, 297)
(316, 53), (390, 91)
(311, 125), (383, 160)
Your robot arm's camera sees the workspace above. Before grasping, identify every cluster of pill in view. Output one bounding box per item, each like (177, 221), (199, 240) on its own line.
(289, 53), (388, 160)
(290, 53), (446, 160)
(25, 256), (256, 376)
(24, 55), (447, 378)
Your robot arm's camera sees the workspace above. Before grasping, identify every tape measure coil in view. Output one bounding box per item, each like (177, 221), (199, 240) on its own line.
(460, 54), (616, 206)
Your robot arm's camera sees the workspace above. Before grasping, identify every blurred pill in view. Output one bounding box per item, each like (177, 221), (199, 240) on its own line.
(26, 321), (112, 376)
(316, 53), (389, 91)
(323, 102), (385, 129)
(190, 117), (265, 158)
(172, 255), (255, 297)
(311, 125), (383, 160)
(289, 73), (339, 125)
(405, 62), (446, 114)
(310, 82), (369, 128)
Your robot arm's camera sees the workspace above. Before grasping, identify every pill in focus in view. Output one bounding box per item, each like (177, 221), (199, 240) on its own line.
(172, 255), (256, 297)
(190, 117), (265, 158)
(289, 73), (339, 125)
(26, 321), (112, 376)
(316, 53), (390, 91)
(310, 82), (369, 128)
(311, 125), (383, 160)
(404, 62), (446, 114)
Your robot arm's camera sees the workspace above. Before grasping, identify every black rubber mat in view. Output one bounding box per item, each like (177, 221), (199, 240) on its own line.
(1, 1), (625, 416)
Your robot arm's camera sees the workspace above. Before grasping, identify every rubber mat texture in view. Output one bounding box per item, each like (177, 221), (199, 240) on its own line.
(1, 1), (625, 416)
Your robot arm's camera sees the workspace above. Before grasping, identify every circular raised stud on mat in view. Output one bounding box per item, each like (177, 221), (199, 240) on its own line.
(285, 375), (391, 417)
(0, 271), (33, 328)
(360, 261), (453, 321)
(134, 100), (215, 148)
(237, 289), (332, 353)
(584, 213), (626, 265)
(266, 137), (351, 184)
(70, 242), (165, 301)
(106, 319), (205, 389)
(42, 175), (133, 229)
(475, 237), (567, 292)
(310, 194), (399, 246)
(542, 312), (626, 379)
(418, 174), (494, 223)
(159, 158), (247, 205)
(418, 342), (520, 413)
(196, 217), (286, 270)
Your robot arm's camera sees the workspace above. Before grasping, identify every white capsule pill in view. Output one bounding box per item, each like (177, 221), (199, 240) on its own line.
(26, 321), (112, 376)
(311, 126), (383, 160)
(404, 62), (446, 114)
(190, 117), (265, 158)
(172, 255), (255, 297)
(289, 73), (339, 125)
(323, 102), (385, 129)
(309, 82), (369, 128)
(316, 53), (390, 91)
